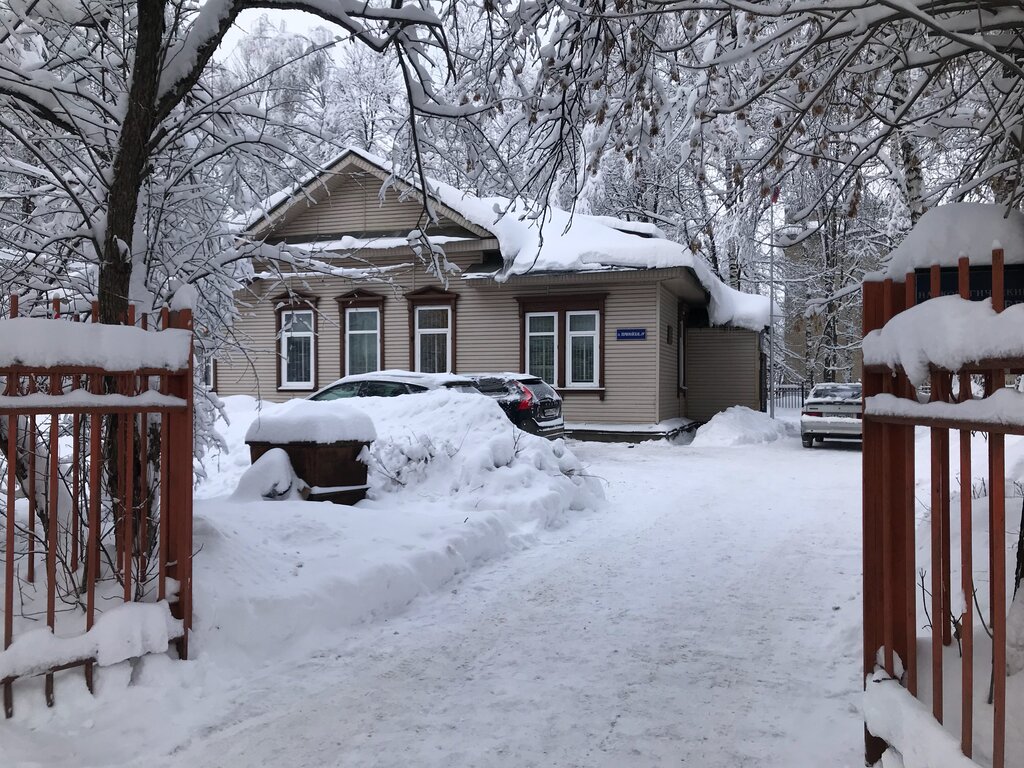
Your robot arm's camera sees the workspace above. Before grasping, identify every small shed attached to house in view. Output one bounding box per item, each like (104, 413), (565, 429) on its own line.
(213, 149), (770, 436)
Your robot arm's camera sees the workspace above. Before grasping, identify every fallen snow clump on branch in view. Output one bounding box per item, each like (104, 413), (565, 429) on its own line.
(689, 406), (795, 448)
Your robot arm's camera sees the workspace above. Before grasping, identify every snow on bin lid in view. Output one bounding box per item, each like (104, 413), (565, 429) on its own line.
(0, 318), (192, 370)
(882, 203), (1024, 279)
(245, 399), (377, 444)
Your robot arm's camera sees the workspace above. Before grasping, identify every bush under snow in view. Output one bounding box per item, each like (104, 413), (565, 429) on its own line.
(690, 406), (796, 448)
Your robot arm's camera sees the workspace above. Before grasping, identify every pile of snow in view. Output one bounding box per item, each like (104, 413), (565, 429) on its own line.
(690, 406), (795, 448)
(882, 203), (1024, 279)
(863, 297), (1024, 387)
(230, 448), (309, 501)
(244, 398), (376, 444)
(0, 602), (180, 681)
(864, 673), (979, 768)
(189, 392), (602, 661)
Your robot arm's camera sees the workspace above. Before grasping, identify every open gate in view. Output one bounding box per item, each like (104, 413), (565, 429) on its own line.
(0, 296), (193, 717)
(862, 250), (1021, 766)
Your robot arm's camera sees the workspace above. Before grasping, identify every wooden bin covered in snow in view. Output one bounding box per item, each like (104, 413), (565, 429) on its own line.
(243, 401), (376, 505)
(246, 439), (371, 505)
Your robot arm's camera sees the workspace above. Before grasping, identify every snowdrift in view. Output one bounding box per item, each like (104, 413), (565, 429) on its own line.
(191, 392), (602, 661)
(689, 406), (796, 448)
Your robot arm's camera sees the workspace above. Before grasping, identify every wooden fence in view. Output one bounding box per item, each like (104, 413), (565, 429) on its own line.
(0, 296), (193, 717)
(862, 250), (1020, 766)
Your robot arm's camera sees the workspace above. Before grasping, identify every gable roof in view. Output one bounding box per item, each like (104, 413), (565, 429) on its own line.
(240, 148), (495, 241)
(241, 148), (771, 331)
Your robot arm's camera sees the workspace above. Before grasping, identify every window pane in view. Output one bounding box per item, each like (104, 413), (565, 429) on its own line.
(286, 336), (311, 382)
(417, 308), (449, 330)
(361, 381), (408, 397)
(571, 336), (595, 383)
(310, 382), (360, 400)
(528, 314), (555, 333)
(348, 333), (378, 375)
(284, 311), (313, 333)
(419, 332), (448, 373)
(348, 309), (377, 332)
(528, 336), (555, 384)
(569, 313), (596, 332)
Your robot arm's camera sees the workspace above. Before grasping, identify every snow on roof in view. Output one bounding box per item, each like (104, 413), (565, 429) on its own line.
(0, 318), (192, 370)
(882, 203), (1024, 279)
(424, 175), (770, 331)
(244, 147), (771, 332)
(285, 235), (474, 253)
(321, 370), (476, 389)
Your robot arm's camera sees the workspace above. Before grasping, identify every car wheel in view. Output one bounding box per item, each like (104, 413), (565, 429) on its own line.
(802, 436), (814, 448)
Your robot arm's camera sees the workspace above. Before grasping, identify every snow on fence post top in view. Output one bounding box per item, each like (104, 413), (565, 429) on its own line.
(867, 202), (1024, 282)
(0, 316), (191, 370)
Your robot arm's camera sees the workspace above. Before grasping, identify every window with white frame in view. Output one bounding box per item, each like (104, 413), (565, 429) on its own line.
(415, 305), (451, 373)
(280, 308), (315, 388)
(525, 312), (557, 384)
(345, 307), (380, 376)
(200, 356), (215, 390)
(566, 310), (599, 387)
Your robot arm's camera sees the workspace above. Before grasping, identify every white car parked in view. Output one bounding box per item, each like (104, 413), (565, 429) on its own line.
(800, 383), (863, 448)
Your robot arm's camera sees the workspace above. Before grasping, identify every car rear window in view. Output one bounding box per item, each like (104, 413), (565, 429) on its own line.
(809, 384), (861, 401)
(520, 379), (558, 400)
(471, 377), (516, 397)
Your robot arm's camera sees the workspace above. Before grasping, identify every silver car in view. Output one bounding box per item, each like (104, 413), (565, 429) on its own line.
(800, 383), (863, 448)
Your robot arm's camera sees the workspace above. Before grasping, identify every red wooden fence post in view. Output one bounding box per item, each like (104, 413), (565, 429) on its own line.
(862, 279), (889, 763)
(166, 308), (193, 659)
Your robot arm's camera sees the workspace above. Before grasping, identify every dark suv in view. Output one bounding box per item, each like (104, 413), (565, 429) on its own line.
(467, 374), (564, 439)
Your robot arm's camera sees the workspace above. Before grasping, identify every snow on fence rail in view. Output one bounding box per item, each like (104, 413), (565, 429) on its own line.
(0, 295), (194, 719)
(862, 249), (1021, 768)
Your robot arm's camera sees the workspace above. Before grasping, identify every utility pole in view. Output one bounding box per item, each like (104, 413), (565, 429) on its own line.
(769, 187), (779, 418)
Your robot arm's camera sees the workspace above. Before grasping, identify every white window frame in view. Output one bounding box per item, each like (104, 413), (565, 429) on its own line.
(565, 310), (600, 388)
(280, 308), (316, 389)
(414, 305), (452, 373)
(345, 307), (381, 376)
(525, 311), (558, 384)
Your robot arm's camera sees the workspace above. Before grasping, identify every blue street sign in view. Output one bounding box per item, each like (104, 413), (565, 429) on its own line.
(616, 328), (646, 340)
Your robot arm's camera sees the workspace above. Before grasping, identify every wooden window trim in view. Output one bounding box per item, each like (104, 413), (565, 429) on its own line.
(516, 294), (606, 400)
(678, 300), (688, 393)
(337, 290), (385, 377)
(406, 287), (458, 372)
(273, 293), (320, 392)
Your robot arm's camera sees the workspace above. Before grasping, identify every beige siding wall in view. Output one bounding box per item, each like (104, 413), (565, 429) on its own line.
(216, 257), (663, 424)
(656, 284), (684, 422)
(685, 328), (763, 422)
(275, 170), (462, 239)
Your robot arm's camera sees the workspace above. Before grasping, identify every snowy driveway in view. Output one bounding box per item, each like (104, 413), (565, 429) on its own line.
(152, 437), (865, 768)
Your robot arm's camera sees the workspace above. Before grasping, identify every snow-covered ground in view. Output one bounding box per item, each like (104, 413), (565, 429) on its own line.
(1, 401), (869, 767)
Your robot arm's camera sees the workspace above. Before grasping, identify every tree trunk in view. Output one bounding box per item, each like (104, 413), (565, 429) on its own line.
(98, 0), (165, 325)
